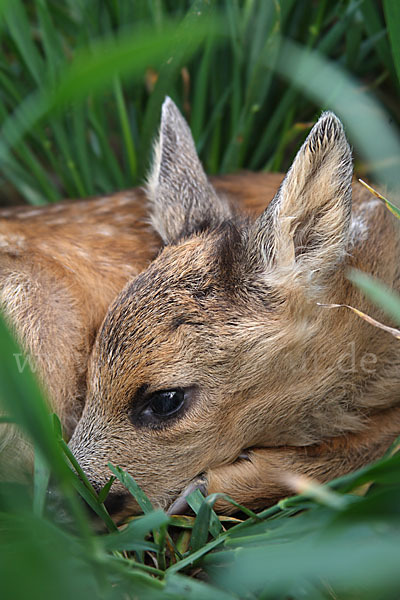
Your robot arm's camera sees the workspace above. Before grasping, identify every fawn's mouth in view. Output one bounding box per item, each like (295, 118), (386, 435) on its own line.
(103, 451), (251, 519)
(100, 477), (207, 521)
(167, 476), (208, 515)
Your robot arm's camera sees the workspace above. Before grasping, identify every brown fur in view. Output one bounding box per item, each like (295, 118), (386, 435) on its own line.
(1, 98), (400, 516)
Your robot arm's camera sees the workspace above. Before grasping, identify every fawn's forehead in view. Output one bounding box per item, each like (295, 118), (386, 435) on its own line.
(125, 222), (246, 297)
(95, 225), (250, 362)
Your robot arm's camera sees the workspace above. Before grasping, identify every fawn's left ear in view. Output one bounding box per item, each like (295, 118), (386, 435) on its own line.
(249, 112), (353, 284)
(147, 97), (232, 244)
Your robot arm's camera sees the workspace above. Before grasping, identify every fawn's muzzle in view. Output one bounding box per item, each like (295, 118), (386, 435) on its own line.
(103, 491), (129, 516)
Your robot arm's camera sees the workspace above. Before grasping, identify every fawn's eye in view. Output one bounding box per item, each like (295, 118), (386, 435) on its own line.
(146, 389), (185, 417)
(129, 386), (193, 427)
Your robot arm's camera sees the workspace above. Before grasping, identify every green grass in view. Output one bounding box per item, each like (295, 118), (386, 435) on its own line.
(1, 1), (400, 598)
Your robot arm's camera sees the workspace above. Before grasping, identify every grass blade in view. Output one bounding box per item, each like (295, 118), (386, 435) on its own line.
(113, 76), (137, 183)
(187, 489), (223, 538)
(103, 511), (168, 552)
(347, 269), (400, 326)
(108, 463), (154, 514)
(358, 178), (400, 218)
(317, 301), (400, 340)
(33, 449), (50, 517)
(3, 0), (45, 85)
(383, 0), (400, 85)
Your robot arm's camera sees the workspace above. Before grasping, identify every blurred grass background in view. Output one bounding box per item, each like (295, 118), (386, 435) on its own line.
(1, 1), (400, 599)
(0, 0), (399, 206)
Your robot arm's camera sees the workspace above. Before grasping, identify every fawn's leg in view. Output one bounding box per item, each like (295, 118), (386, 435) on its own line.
(205, 405), (400, 513)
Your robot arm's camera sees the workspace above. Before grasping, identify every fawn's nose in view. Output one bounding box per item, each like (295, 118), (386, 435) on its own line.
(103, 491), (129, 515)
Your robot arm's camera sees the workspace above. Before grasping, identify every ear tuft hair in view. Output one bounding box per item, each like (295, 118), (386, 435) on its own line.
(307, 111), (345, 153)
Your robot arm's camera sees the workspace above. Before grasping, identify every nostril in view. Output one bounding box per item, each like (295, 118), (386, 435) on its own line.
(103, 492), (128, 515)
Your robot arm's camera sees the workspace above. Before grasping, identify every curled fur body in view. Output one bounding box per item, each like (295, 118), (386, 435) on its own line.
(0, 99), (399, 516)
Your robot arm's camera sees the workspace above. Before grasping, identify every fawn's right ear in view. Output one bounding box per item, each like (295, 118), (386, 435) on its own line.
(248, 111), (353, 287)
(146, 97), (232, 244)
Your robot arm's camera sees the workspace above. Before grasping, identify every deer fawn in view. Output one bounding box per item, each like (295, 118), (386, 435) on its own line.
(1, 98), (400, 517)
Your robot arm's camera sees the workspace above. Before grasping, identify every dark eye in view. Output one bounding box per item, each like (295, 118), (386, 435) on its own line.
(129, 386), (193, 428)
(146, 388), (185, 417)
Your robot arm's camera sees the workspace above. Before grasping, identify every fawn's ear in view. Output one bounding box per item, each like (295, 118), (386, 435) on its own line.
(249, 112), (353, 284)
(147, 97), (232, 244)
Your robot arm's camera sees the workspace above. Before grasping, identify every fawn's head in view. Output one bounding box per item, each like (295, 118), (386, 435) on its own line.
(69, 98), (358, 516)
